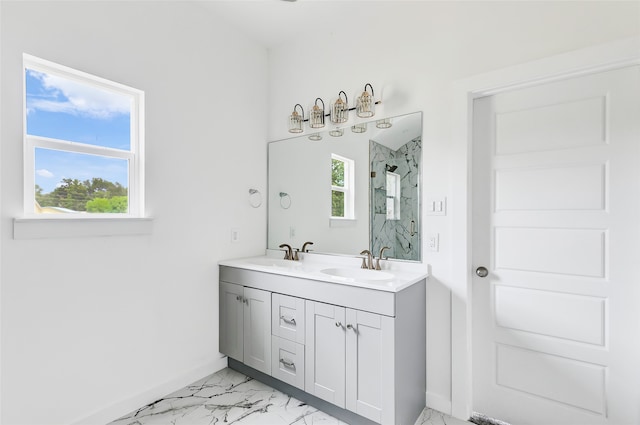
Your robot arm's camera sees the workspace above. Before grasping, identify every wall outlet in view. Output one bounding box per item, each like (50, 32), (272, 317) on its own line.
(231, 228), (240, 243)
(289, 226), (296, 238)
(427, 233), (439, 252)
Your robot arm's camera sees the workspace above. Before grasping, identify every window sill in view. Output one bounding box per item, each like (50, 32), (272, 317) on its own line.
(13, 217), (154, 240)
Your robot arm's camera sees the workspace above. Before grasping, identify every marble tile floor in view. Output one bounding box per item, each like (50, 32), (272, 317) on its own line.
(108, 367), (470, 425)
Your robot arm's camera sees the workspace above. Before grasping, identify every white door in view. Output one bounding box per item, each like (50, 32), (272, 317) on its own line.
(305, 300), (346, 407)
(219, 281), (244, 361)
(243, 287), (271, 375)
(345, 308), (394, 424)
(472, 66), (640, 425)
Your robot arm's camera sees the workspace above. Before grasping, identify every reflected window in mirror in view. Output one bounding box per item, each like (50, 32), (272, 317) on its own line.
(386, 171), (401, 220)
(331, 154), (354, 219)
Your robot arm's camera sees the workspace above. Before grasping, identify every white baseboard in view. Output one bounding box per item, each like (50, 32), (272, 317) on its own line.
(72, 356), (228, 425)
(426, 391), (452, 416)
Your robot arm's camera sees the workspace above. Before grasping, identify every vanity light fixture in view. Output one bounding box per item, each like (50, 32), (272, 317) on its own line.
(351, 123), (367, 133)
(376, 118), (392, 129)
(329, 127), (344, 137)
(288, 84), (381, 133)
(308, 133), (322, 141)
(288, 104), (304, 133)
(309, 98), (326, 129)
(330, 91), (349, 124)
(356, 83), (375, 118)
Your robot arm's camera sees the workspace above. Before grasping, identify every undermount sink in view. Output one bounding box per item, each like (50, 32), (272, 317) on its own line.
(320, 267), (394, 283)
(247, 258), (301, 268)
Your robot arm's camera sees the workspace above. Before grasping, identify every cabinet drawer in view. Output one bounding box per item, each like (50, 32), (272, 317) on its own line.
(271, 336), (305, 390)
(272, 293), (305, 344)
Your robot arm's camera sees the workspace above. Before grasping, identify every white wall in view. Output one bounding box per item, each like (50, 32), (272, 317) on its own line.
(0, 2), (268, 424)
(266, 1), (640, 415)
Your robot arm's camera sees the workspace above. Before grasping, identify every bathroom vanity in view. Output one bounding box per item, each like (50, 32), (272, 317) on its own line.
(219, 254), (427, 425)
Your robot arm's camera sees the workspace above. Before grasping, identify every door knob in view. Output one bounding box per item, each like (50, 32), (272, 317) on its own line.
(475, 266), (489, 278)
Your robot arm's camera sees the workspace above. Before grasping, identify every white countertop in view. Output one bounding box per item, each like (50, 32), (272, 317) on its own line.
(219, 251), (428, 293)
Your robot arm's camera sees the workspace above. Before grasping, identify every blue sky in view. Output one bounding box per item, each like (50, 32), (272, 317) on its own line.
(26, 69), (131, 193)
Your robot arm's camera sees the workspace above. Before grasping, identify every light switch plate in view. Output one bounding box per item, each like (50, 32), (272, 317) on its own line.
(425, 196), (447, 216)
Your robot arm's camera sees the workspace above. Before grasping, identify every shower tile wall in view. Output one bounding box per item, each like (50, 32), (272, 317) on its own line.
(370, 137), (421, 261)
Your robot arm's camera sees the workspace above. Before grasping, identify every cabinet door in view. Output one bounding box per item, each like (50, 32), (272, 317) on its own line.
(346, 309), (394, 424)
(219, 281), (244, 361)
(305, 300), (346, 408)
(272, 293), (305, 344)
(243, 287), (272, 375)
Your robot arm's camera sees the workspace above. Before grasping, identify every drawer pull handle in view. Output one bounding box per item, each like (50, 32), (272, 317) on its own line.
(280, 316), (296, 325)
(280, 358), (295, 369)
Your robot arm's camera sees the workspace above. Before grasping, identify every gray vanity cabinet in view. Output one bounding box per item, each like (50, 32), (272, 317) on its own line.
(219, 264), (426, 425)
(305, 300), (394, 424)
(219, 281), (271, 375)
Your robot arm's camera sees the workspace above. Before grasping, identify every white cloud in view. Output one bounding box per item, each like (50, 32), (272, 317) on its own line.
(36, 169), (54, 178)
(27, 70), (131, 119)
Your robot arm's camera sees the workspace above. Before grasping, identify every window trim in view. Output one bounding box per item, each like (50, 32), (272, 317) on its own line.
(330, 153), (355, 219)
(386, 171), (401, 220)
(22, 53), (145, 218)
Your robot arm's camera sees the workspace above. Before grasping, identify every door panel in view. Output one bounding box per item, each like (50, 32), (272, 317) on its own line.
(305, 300), (346, 407)
(219, 281), (243, 361)
(346, 308), (394, 424)
(243, 287), (271, 375)
(472, 66), (640, 424)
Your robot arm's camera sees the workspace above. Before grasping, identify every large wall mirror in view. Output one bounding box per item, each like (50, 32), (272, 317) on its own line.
(268, 111), (422, 261)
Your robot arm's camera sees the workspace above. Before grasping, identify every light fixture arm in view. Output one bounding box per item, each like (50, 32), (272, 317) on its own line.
(338, 90), (348, 105)
(364, 83), (374, 98)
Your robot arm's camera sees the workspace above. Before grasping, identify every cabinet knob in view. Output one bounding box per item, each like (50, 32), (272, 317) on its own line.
(236, 295), (242, 301)
(335, 321), (343, 328)
(346, 324), (358, 333)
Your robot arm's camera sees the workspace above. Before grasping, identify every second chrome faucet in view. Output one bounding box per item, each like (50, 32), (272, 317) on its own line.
(279, 241), (314, 261)
(360, 246), (391, 270)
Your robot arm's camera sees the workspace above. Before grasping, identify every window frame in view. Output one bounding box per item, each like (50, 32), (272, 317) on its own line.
(330, 153), (355, 219)
(386, 171), (401, 220)
(22, 54), (145, 218)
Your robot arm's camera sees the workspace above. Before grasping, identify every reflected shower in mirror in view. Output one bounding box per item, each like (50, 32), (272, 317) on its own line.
(268, 111), (422, 261)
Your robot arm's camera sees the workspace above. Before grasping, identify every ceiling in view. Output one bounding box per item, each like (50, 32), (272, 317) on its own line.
(200, 0), (396, 49)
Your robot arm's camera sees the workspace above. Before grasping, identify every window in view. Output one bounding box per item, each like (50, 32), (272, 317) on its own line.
(23, 54), (144, 217)
(386, 171), (401, 220)
(331, 154), (355, 219)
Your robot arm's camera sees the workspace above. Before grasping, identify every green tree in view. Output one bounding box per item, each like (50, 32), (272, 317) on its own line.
(86, 196), (128, 213)
(37, 178), (128, 213)
(331, 158), (345, 217)
(43, 178), (90, 211)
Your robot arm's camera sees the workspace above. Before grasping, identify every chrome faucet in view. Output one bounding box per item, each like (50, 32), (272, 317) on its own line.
(360, 249), (373, 269)
(279, 243), (294, 260)
(375, 246), (391, 270)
